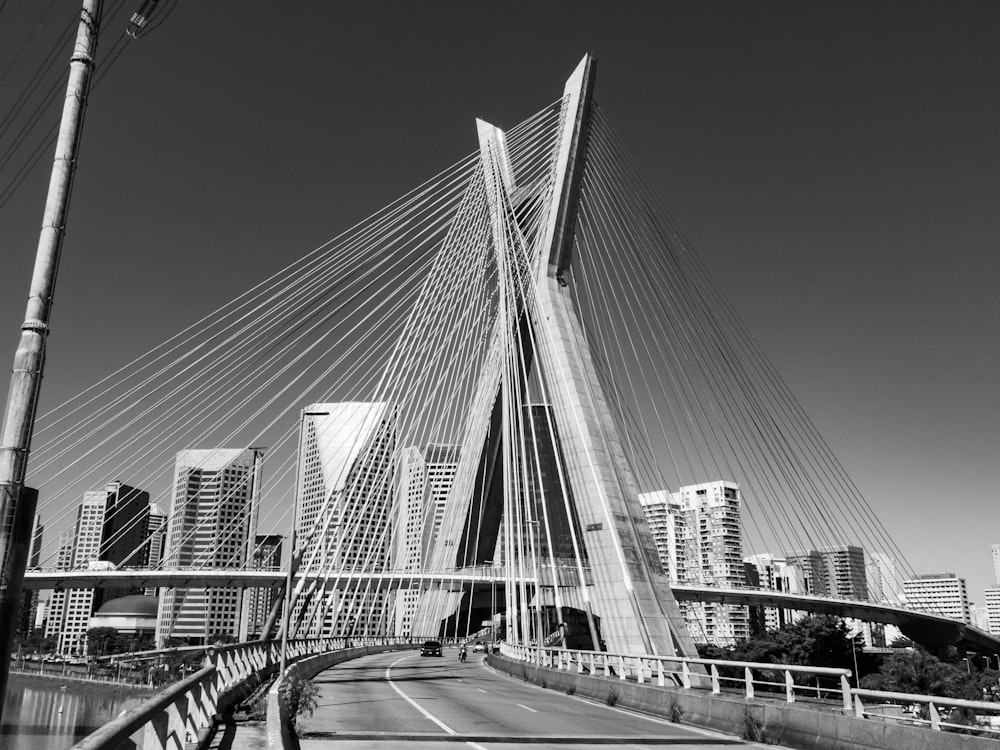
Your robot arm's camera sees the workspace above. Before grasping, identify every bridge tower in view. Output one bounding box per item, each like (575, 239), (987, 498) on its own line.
(416, 56), (697, 658)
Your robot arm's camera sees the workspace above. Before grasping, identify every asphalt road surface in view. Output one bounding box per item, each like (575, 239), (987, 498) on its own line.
(297, 647), (771, 749)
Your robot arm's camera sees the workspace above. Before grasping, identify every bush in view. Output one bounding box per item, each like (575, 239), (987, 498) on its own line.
(741, 703), (765, 743)
(667, 695), (683, 723)
(278, 675), (319, 731)
(606, 688), (618, 706)
(566, 684), (576, 696)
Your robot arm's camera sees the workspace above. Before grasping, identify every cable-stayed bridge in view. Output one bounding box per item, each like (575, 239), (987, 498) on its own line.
(12, 54), (980, 676)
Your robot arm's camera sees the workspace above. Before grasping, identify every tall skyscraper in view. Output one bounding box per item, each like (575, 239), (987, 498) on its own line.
(156, 448), (264, 645)
(424, 444), (460, 554)
(294, 403), (396, 638)
(992, 544), (1000, 587)
(638, 481), (748, 645)
(903, 573), (970, 623)
(44, 531), (75, 646)
(51, 482), (151, 654)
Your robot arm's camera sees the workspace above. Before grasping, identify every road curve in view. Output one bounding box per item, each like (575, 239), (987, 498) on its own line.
(296, 647), (765, 749)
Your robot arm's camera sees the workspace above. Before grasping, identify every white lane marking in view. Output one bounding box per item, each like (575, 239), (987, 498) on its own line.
(516, 703), (537, 713)
(477, 688), (488, 693)
(385, 654), (490, 750)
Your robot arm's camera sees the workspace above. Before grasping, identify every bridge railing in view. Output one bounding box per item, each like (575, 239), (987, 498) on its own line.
(500, 643), (853, 711)
(69, 636), (410, 750)
(852, 688), (1000, 737)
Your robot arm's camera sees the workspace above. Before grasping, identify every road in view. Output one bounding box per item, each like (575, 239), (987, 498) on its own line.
(296, 647), (769, 749)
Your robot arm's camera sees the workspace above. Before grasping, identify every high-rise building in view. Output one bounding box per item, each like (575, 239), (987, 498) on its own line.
(156, 448), (264, 645)
(294, 403), (396, 638)
(972, 604), (990, 632)
(903, 573), (970, 623)
(984, 589), (1000, 635)
(785, 546), (868, 600)
(867, 552), (904, 605)
(992, 544), (1000, 587)
(743, 553), (808, 630)
(637, 491), (685, 583)
(424, 444), (460, 554)
(638, 481), (748, 645)
(242, 534), (283, 640)
(44, 531), (76, 646)
(820, 545), (868, 600)
(144, 503), (168, 597)
(52, 482), (151, 654)
(394, 447), (427, 636)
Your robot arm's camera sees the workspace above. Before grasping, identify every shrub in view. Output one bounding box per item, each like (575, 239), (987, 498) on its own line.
(606, 688), (618, 706)
(741, 703), (765, 743)
(667, 695), (683, 723)
(566, 684), (576, 696)
(278, 675), (319, 731)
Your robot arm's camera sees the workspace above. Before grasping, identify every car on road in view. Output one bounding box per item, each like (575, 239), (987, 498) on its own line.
(420, 640), (443, 657)
(472, 642), (486, 653)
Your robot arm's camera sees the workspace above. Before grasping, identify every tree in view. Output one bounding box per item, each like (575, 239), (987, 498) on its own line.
(860, 649), (980, 699)
(87, 627), (119, 657)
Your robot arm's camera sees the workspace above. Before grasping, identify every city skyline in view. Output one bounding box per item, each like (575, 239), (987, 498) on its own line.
(0, 2), (996, 597)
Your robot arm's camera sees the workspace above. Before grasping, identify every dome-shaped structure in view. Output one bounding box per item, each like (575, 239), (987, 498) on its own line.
(95, 594), (159, 618)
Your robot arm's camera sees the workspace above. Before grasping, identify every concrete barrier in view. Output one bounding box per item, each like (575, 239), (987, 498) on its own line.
(487, 653), (1000, 750)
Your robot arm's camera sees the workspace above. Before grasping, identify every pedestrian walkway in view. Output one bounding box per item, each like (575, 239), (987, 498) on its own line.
(204, 719), (267, 750)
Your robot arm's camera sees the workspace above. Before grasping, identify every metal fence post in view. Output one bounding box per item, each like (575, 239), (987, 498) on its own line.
(744, 667), (754, 699)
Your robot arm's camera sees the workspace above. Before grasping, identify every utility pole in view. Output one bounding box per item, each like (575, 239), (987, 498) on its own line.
(0, 0), (103, 720)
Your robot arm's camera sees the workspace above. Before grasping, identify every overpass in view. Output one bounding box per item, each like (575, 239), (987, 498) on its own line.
(25, 567), (999, 653)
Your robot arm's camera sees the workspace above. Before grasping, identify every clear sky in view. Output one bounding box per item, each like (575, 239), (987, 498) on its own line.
(0, 2), (998, 599)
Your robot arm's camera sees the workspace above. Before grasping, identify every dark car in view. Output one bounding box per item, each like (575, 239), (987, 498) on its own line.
(420, 640), (443, 657)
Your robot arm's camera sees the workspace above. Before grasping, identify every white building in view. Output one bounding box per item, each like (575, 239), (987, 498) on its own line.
(984, 589), (1000, 635)
(743, 553), (807, 631)
(156, 448), (264, 645)
(867, 552), (904, 606)
(293, 403), (396, 638)
(48, 482), (151, 655)
(638, 481), (748, 645)
(992, 544), (1000, 586)
(902, 573), (970, 623)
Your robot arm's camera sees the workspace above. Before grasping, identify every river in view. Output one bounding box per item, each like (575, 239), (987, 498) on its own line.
(1, 673), (150, 750)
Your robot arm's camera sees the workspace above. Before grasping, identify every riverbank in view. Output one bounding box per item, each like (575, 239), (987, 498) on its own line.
(8, 671), (156, 696)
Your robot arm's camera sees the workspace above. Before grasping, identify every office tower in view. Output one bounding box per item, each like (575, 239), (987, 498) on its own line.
(984, 589), (1000, 635)
(242, 534), (283, 640)
(55, 482), (151, 654)
(638, 481), (748, 645)
(992, 544), (1000, 587)
(424, 444), (460, 553)
(44, 531), (75, 645)
(867, 552), (904, 605)
(393, 446), (427, 636)
(972, 604), (990, 632)
(743, 553), (808, 630)
(156, 448), (264, 645)
(294, 403), (396, 638)
(902, 573), (970, 623)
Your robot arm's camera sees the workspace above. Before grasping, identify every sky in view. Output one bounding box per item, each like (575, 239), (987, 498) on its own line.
(0, 2), (998, 600)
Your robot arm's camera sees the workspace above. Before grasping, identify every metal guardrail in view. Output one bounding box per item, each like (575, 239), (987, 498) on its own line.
(502, 643), (1000, 738)
(852, 688), (1000, 737)
(500, 643), (854, 710)
(68, 636), (411, 750)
